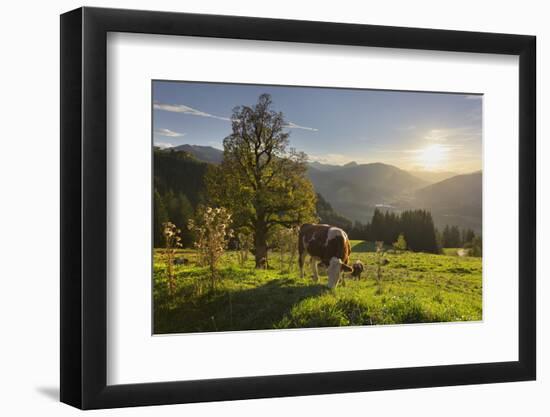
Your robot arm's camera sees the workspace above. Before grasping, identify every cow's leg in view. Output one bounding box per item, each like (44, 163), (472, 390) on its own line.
(299, 251), (306, 278)
(298, 234), (306, 279)
(310, 257), (319, 282)
(336, 271), (343, 287)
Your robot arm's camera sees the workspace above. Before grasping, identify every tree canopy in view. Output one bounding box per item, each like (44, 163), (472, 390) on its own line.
(207, 94), (316, 266)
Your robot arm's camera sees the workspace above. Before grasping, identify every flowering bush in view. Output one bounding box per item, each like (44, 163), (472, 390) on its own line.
(162, 221), (182, 295)
(188, 207), (233, 290)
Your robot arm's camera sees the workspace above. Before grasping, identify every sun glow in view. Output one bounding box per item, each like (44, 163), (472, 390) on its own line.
(416, 144), (449, 170)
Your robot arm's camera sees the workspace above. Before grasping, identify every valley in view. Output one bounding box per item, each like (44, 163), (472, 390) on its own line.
(160, 144), (482, 233)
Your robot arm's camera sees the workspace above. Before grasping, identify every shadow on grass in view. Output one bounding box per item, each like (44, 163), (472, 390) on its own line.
(154, 278), (328, 334)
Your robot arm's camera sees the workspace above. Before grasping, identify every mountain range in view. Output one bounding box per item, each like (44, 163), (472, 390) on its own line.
(414, 171), (482, 232)
(407, 170), (457, 183)
(160, 144), (482, 232)
(171, 144), (224, 164)
(307, 162), (428, 223)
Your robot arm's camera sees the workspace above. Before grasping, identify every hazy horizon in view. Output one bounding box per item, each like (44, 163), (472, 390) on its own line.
(153, 81), (482, 174)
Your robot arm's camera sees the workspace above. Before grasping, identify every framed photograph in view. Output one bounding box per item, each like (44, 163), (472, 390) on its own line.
(60, 7), (536, 409)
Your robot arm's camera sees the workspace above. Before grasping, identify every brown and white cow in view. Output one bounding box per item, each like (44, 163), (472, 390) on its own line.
(298, 223), (354, 288)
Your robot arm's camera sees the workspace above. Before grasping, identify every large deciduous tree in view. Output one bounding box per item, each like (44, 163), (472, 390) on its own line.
(207, 94), (316, 267)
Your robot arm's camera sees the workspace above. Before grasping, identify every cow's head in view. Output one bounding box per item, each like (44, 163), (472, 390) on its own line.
(327, 257), (353, 288)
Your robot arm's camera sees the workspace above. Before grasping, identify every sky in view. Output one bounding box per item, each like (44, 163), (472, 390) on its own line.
(152, 81), (482, 173)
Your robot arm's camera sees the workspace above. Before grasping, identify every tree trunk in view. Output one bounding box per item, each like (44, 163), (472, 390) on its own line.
(254, 223), (268, 268)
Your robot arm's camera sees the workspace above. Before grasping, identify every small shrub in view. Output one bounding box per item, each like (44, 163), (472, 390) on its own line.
(188, 207), (234, 290)
(162, 221), (182, 295)
(375, 241), (386, 294)
(470, 236), (482, 257)
(270, 226), (300, 272)
(236, 230), (253, 267)
(393, 233), (407, 252)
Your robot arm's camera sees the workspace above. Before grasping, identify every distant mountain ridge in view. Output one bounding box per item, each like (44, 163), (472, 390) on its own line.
(307, 161), (342, 171)
(407, 170), (458, 184)
(415, 171), (482, 209)
(413, 171), (482, 232)
(307, 162), (428, 222)
(171, 144), (224, 164)
(310, 161), (457, 184)
(157, 144), (482, 232)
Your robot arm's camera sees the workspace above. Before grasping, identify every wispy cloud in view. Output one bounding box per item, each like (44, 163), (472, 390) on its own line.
(395, 125), (416, 131)
(283, 121), (319, 132)
(154, 101), (318, 131)
(153, 102), (232, 121)
(154, 142), (174, 149)
(404, 143), (462, 154)
(425, 129), (449, 142)
(423, 127), (481, 143)
(154, 128), (185, 137)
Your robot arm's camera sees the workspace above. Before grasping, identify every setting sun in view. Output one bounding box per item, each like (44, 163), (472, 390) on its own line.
(416, 144), (449, 170)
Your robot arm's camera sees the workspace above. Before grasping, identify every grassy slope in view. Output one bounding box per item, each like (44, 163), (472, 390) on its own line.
(153, 241), (482, 334)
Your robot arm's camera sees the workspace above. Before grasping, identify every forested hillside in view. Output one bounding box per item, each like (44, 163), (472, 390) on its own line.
(153, 149), (210, 246)
(153, 147), (482, 249)
(171, 144), (224, 164)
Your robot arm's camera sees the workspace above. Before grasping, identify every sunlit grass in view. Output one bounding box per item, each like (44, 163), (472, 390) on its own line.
(153, 243), (482, 334)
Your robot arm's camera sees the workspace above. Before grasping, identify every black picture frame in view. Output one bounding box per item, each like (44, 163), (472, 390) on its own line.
(60, 6), (536, 410)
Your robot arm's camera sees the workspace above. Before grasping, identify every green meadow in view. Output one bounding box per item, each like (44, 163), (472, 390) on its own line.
(153, 240), (482, 334)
